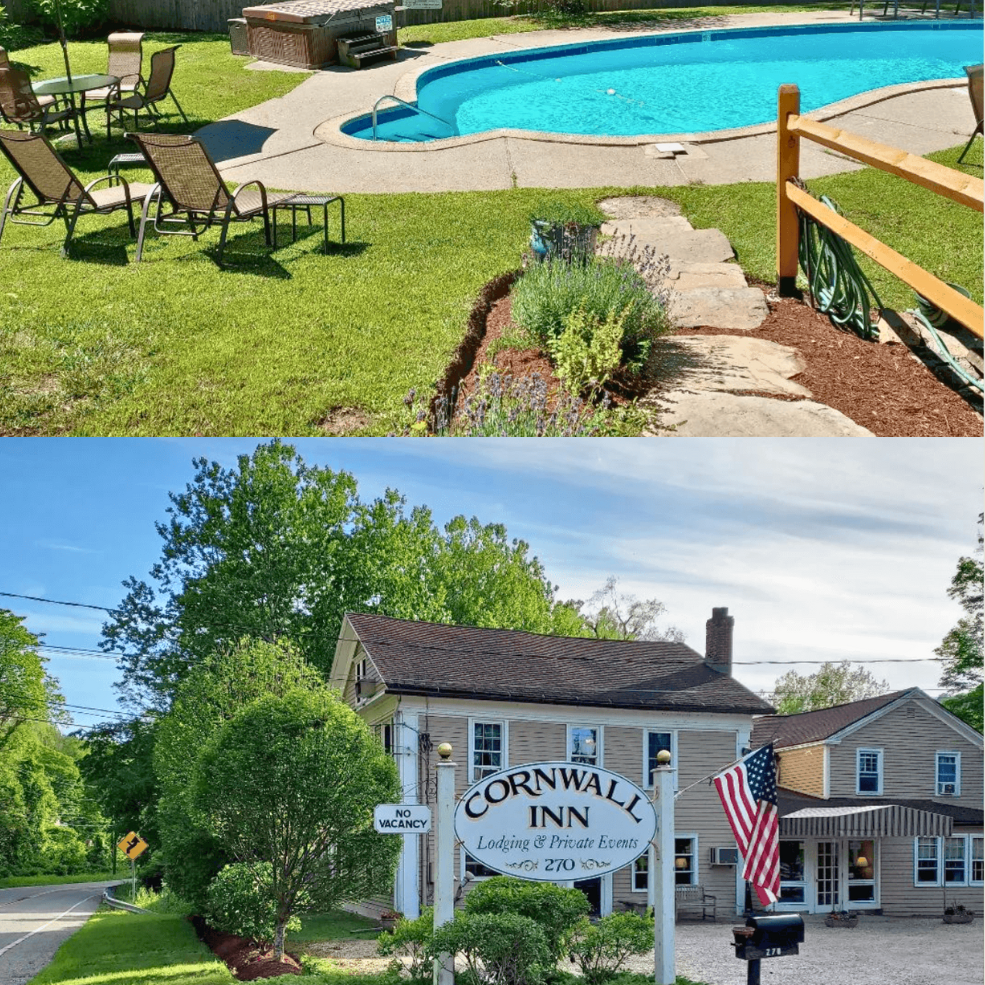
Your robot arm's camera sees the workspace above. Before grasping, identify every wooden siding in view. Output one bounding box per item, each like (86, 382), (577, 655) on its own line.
(878, 834), (984, 916)
(511, 719), (565, 766)
(777, 746), (825, 797)
(604, 725), (639, 775)
(828, 702), (983, 806)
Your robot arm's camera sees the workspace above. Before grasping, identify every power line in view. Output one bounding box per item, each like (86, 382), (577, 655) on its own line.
(0, 592), (114, 612)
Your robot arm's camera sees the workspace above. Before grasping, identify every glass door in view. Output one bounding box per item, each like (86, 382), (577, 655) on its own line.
(816, 841), (840, 911)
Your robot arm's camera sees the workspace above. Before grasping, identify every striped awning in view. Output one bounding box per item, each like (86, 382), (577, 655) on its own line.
(780, 804), (953, 838)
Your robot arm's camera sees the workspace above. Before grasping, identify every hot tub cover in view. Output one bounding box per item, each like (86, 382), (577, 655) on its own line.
(243, 0), (393, 23)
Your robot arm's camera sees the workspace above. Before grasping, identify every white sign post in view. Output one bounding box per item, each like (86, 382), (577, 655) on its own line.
(374, 804), (432, 832)
(433, 744), (456, 985)
(652, 757), (675, 985)
(454, 762), (657, 879)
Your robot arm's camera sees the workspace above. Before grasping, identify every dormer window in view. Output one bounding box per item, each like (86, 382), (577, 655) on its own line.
(936, 752), (960, 796)
(856, 748), (883, 795)
(355, 657), (368, 700)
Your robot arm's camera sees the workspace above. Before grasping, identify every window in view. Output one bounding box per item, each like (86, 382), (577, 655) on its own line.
(779, 841), (806, 903)
(644, 731), (676, 789)
(915, 838), (940, 884)
(355, 657), (368, 700)
(464, 852), (499, 879)
(568, 726), (600, 765)
(936, 752), (960, 796)
(374, 721), (394, 756)
(972, 837), (983, 885)
(856, 748), (883, 794)
(848, 839), (875, 903)
(944, 837), (967, 884)
(674, 837), (696, 886)
(632, 854), (648, 892)
(470, 721), (505, 781)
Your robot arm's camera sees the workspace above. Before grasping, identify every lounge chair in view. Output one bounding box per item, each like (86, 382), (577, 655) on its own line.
(82, 31), (144, 115)
(0, 129), (153, 256)
(957, 63), (983, 165)
(106, 45), (187, 138)
(127, 131), (297, 264)
(0, 64), (73, 132)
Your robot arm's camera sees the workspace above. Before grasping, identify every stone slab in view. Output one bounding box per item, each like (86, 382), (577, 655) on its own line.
(647, 391), (876, 437)
(665, 262), (749, 291)
(666, 287), (769, 330)
(639, 228), (735, 264)
(602, 216), (692, 236)
(597, 197), (682, 219)
(648, 334), (811, 397)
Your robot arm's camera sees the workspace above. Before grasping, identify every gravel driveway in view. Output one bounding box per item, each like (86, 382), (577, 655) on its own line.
(622, 914), (984, 985)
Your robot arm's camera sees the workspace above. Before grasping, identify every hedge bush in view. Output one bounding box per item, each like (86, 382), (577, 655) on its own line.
(568, 912), (654, 984)
(433, 911), (550, 985)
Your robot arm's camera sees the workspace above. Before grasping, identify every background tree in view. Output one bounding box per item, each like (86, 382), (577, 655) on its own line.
(101, 440), (581, 711)
(191, 689), (400, 961)
(769, 661), (890, 715)
(564, 577), (685, 642)
(0, 609), (64, 750)
(153, 638), (325, 910)
(937, 514), (983, 732)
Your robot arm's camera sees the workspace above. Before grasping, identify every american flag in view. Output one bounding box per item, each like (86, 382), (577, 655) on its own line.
(713, 744), (780, 906)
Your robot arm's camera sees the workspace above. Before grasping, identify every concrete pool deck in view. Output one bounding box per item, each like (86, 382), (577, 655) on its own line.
(200, 9), (983, 193)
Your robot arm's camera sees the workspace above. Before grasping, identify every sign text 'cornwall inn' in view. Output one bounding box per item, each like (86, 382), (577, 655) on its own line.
(454, 762), (658, 880)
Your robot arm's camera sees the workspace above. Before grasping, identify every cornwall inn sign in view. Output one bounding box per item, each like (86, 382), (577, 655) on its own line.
(454, 762), (658, 880)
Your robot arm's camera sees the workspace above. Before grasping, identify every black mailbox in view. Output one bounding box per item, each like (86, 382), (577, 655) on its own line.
(732, 914), (804, 961)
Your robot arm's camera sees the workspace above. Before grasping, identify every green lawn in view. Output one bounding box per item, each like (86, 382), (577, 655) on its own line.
(0, 25), (980, 436)
(295, 909), (380, 942)
(0, 871), (116, 889)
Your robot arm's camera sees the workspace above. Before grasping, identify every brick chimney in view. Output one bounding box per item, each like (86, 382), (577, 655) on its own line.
(705, 607), (734, 675)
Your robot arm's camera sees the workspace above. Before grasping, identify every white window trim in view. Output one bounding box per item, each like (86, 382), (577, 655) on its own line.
(856, 747), (884, 795)
(566, 723), (603, 767)
(461, 847), (499, 882)
(631, 853), (649, 893)
(642, 729), (679, 792)
(674, 833), (699, 887)
(468, 718), (508, 783)
(913, 835), (976, 888)
(971, 835), (984, 887)
(935, 750), (961, 797)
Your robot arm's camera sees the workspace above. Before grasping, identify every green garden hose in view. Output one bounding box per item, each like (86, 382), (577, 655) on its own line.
(908, 308), (984, 393)
(795, 187), (882, 340)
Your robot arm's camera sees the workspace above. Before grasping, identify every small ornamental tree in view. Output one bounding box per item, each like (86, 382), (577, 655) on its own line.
(191, 689), (401, 961)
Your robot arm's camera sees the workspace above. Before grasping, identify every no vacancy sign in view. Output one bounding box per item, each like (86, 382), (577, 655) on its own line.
(454, 762), (657, 880)
(375, 804), (432, 832)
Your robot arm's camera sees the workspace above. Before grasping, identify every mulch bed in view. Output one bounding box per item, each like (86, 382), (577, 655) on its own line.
(192, 916), (303, 980)
(447, 278), (983, 437)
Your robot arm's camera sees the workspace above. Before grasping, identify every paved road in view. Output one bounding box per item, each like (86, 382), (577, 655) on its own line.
(0, 881), (119, 985)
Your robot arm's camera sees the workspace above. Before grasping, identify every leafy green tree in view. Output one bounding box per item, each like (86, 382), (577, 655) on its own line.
(937, 515), (983, 732)
(191, 690), (401, 961)
(102, 440), (578, 710)
(153, 637), (324, 910)
(0, 610), (64, 750)
(564, 577), (685, 642)
(769, 661), (890, 715)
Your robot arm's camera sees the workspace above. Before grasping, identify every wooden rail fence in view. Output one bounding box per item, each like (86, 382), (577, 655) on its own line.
(776, 83), (984, 338)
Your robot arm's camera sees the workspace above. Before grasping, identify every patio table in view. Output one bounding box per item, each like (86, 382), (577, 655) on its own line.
(33, 73), (119, 146)
(271, 193), (345, 252)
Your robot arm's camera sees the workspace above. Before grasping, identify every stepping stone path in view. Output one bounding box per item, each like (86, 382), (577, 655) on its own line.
(597, 197), (875, 437)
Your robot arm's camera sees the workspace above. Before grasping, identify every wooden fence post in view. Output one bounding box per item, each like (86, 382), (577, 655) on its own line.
(776, 84), (801, 297)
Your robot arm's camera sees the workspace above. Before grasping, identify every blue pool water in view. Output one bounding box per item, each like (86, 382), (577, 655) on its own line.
(342, 21), (983, 142)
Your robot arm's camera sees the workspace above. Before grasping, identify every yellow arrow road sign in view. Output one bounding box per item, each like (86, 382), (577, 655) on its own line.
(117, 831), (148, 860)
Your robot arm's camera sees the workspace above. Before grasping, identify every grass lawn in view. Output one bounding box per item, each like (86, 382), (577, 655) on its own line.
(295, 909), (381, 942)
(0, 871), (116, 889)
(0, 23), (979, 436)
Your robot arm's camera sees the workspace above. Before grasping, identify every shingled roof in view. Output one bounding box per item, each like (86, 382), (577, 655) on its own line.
(751, 689), (915, 749)
(343, 612), (774, 715)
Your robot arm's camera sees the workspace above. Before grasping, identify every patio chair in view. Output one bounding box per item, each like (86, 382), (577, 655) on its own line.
(957, 63), (983, 165)
(82, 31), (145, 114)
(105, 45), (187, 138)
(0, 65), (73, 132)
(127, 131), (297, 264)
(0, 129), (154, 256)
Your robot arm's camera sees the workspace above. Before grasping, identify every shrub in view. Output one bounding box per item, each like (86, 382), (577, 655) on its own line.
(547, 305), (626, 396)
(529, 199), (606, 229)
(378, 907), (434, 982)
(21, 0), (108, 37)
(463, 876), (589, 964)
(568, 913), (654, 985)
(204, 862), (301, 947)
(511, 258), (669, 372)
(432, 911), (550, 985)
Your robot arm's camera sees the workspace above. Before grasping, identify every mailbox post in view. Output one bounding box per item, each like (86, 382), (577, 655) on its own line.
(731, 913), (804, 985)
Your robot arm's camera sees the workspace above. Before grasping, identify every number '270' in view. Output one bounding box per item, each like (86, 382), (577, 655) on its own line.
(544, 859), (575, 872)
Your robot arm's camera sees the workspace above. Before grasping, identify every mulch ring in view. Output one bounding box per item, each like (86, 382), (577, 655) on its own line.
(441, 275), (982, 438)
(192, 916), (303, 980)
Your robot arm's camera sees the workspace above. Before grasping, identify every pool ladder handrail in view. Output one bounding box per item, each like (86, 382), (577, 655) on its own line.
(372, 94), (453, 140)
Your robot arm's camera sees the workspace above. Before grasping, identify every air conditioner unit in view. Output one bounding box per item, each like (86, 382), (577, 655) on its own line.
(940, 783), (957, 795)
(710, 847), (739, 865)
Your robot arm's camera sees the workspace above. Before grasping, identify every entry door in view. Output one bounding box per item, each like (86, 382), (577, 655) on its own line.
(815, 841), (840, 911)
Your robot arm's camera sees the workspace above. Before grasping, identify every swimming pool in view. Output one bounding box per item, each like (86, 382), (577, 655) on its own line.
(342, 21), (983, 143)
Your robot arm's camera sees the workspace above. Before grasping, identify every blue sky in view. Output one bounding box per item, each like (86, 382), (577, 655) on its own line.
(0, 437), (980, 730)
